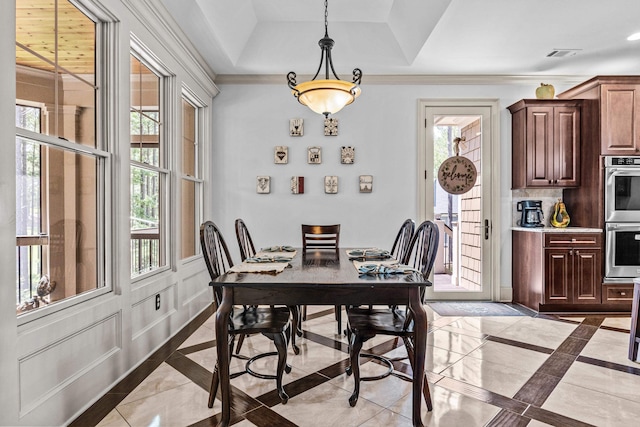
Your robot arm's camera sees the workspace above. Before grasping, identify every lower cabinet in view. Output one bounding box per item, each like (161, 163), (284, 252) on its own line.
(513, 230), (602, 311)
(544, 233), (601, 304)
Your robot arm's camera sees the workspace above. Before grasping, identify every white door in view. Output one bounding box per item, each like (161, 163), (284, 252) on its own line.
(418, 100), (500, 301)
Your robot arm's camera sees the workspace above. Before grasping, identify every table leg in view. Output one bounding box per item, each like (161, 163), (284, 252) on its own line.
(215, 287), (233, 427)
(409, 288), (426, 427)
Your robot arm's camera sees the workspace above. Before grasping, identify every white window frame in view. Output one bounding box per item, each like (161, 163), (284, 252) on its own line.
(16, 0), (115, 325)
(179, 89), (205, 261)
(129, 43), (174, 281)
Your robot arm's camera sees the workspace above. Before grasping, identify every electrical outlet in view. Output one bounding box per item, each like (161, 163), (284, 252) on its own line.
(155, 294), (160, 310)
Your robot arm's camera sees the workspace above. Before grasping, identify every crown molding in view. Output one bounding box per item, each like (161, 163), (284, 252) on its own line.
(214, 74), (594, 86)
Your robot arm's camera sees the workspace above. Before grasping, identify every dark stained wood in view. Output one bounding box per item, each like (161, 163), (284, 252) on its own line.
(508, 99), (582, 189)
(212, 249), (431, 427)
(512, 230), (543, 311)
(513, 231), (605, 311)
(512, 371), (562, 406)
(485, 409), (531, 427)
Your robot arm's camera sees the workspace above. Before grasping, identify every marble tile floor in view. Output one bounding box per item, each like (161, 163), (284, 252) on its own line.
(71, 305), (640, 427)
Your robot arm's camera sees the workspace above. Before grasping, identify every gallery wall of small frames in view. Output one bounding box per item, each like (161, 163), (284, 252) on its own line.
(255, 118), (373, 195)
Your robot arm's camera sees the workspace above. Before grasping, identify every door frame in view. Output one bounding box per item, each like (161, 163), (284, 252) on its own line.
(417, 99), (501, 301)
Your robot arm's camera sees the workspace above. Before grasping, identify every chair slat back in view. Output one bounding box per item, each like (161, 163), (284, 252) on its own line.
(200, 221), (234, 305)
(301, 224), (340, 252)
(235, 218), (256, 261)
(390, 219), (415, 264)
(405, 220), (439, 278)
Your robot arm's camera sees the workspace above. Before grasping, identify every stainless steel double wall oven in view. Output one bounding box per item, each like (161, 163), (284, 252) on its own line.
(605, 156), (640, 280)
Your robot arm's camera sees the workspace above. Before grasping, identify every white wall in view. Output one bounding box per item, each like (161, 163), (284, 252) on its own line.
(211, 79), (583, 294)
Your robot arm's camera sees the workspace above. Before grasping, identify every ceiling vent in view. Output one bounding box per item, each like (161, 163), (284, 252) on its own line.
(546, 49), (581, 58)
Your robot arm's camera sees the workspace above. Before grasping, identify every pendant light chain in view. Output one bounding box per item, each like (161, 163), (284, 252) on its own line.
(324, 0), (329, 37)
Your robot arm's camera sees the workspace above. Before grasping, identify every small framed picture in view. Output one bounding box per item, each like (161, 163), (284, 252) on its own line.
(291, 176), (304, 194)
(257, 176), (270, 194)
(324, 117), (338, 136)
(290, 118), (303, 136)
(274, 146), (288, 164)
(341, 146), (355, 164)
(325, 176), (338, 194)
(359, 175), (373, 193)
(308, 146), (322, 164)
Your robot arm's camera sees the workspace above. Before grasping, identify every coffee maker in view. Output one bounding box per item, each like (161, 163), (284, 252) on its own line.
(517, 200), (545, 227)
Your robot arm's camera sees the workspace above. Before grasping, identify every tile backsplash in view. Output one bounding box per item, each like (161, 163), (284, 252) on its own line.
(512, 188), (564, 227)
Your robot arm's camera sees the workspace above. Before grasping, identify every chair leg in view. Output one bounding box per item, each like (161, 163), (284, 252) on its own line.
(335, 305), (342, 335)
(288, 306), (301, 355)
(403, 336), (432, 411)
(272, 331), (290, 404)
(348, 332), (364, 407)
(208, 361), (220, 408)
(235, 333), (246, 354)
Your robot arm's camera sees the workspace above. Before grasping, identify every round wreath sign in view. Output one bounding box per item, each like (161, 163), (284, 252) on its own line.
(437, 137), (477, 195)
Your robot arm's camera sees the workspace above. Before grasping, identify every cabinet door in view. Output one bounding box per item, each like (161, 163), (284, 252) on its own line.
(573, 249), (602, 303)
(553, 107), (580, 187)
(545, 248), (571, 303)
(601, 84), (640, 154)
(526, 107), (554, 187)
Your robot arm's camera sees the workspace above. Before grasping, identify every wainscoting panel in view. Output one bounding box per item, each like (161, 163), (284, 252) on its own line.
(18, 312), (122, 416)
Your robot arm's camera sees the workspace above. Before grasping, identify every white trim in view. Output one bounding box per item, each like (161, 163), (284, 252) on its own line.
(418, 99), (501, 301)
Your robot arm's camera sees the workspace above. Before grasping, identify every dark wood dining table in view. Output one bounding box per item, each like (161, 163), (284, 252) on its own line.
(211, 249), (431, 427)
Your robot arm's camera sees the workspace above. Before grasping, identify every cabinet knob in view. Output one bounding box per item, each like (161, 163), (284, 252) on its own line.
(548, 179), (552, 184)
(622, 292), (627, 296)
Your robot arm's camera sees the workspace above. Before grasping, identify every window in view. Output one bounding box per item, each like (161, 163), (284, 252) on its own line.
(15, 0), (105, 315)
(180, 97), (203, 259)
(130, 54), (168, 277)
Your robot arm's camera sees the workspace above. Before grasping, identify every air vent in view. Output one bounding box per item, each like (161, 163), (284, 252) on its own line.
(546, 49), (581, 58)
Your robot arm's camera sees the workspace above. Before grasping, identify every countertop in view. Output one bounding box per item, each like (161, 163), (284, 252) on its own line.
(511, 226), (602, 233)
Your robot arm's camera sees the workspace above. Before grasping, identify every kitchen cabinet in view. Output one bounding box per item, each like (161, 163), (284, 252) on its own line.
(543, 233), (601, 305)
(508, 99), (581, 189)
(600, 84), (640, 154)
(513, 230), (602, 311)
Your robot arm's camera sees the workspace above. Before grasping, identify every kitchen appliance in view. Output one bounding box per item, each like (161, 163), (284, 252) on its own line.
(605, 156), (640, 223)
(517, 200), (544, 227)
(605, 223), (640, 278)
(604, 156), (640, 280)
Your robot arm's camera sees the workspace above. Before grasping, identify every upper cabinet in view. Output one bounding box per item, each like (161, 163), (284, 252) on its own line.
(600, 84), (640, 154)
(558, 76), (640, 155)
(508, 99), (582, 189)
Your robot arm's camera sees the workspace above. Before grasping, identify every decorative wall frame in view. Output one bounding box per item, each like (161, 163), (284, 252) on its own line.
(324, 117), (338, 136)
(341, 146), (355, 164)
(291, 176), (305, 194)
(290, 118), (303, 136)
(307, 146), (322, 164)
(274, 146), (288, 164)
(324, 176), (338, 194)
(257, 176), (271, 194)
(359, 175), (373, 193)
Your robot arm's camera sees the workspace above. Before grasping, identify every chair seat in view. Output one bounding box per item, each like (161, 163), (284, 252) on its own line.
(346, 307), (413, 337)
(230, 306), (291, 335)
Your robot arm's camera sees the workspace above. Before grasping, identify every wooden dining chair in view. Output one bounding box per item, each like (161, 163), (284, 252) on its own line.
(200, 220), (292, 406)
(234, 218), (302, 355)
(302, 224), (340, 253)
(390, 219), (415, 264)
(301, 224), (343, 333)
(345, 220), (439, 410)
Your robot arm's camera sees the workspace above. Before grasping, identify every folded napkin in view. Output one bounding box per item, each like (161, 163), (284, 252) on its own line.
(246, 255), (293, 263)
(357, 263), (419, 275)
(228, 262), (290, 274)
(347, 248), (392, 260)
(261, 245), (296, 252)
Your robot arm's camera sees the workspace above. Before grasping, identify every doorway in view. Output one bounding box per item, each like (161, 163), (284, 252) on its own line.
(418, 100), (500, 301)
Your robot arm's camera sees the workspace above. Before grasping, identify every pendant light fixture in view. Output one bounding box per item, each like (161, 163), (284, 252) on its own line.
(287, 0), (362, 117)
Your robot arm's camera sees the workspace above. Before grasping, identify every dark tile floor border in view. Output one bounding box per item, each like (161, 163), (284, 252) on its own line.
(73, 307), (638, 427)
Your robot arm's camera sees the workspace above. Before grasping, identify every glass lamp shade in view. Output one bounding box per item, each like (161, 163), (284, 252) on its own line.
(292, 79), (361, 116)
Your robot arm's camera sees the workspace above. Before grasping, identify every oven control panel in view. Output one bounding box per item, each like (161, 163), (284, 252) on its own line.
(607, 156), (640, 166)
